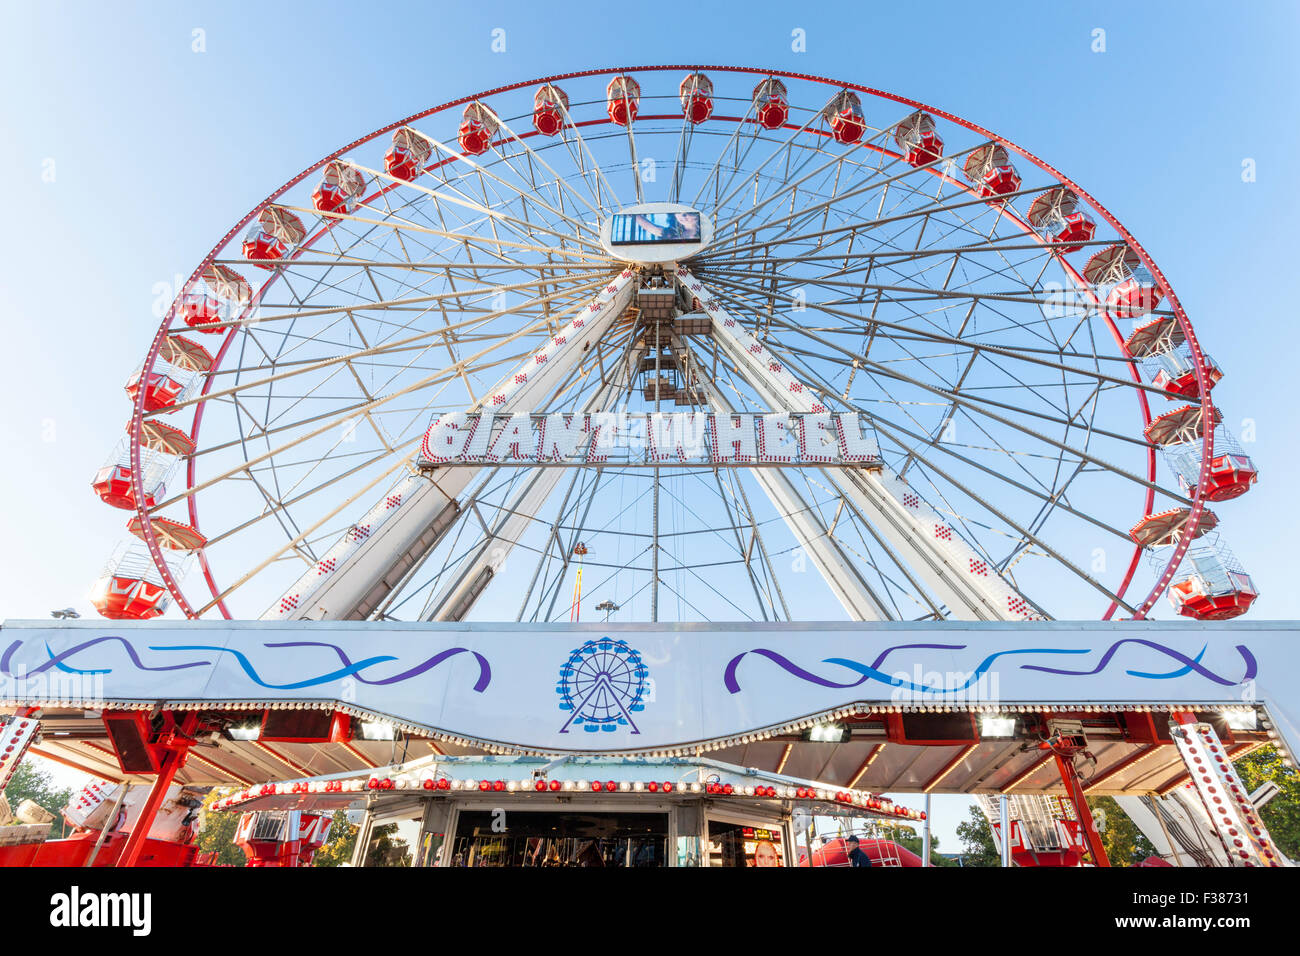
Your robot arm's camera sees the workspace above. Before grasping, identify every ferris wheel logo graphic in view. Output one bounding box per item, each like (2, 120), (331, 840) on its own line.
(556, 638), (649, 734)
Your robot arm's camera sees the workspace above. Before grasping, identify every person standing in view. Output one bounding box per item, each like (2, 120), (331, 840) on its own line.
(845, 835), (873, 867)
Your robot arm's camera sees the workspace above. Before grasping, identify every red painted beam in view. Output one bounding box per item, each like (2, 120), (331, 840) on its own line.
(116, 713), (199, 868)
(1053, 752), (1110, 867)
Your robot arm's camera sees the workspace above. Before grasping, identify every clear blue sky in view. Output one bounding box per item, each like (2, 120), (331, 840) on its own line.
(2, 0), (1297, 851)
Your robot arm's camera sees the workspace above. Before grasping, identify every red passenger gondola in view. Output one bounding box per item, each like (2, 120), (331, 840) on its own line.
(458, 102), (498, 156)
(92, 421), (192, 511)
(1146, 405), (1258, 502)
(385, 128), (432, 181)
(1168, 542), (1259, 621)
(533, 84), (569, 136)
(1150, 352), (1224, 399)
(1124, 315), (1223, 399)
(680, 72), (714, 124)
(893, 111), (944, 167)
(963, 144), (1021, 201)
(92, 461), (161, 511)
(606, 75), (640, 127)
(823, 90), (865, 145)
(312, 160), (366, 214)
(1026, 187), (1096, 254)
(241, 206), (306, 269)
(90, 544), (181, 620)
(124, 335), (213, 413)
(1085, 244), (1162, 318)
(179, 264), (252, 334)
(1195, 452), (1259, 502)
(752, 78), (789, 130)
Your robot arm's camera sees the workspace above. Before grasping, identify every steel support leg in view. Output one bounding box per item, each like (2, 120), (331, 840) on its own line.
(1052, 751), (1110, 867)
(116, 714), (198, 868)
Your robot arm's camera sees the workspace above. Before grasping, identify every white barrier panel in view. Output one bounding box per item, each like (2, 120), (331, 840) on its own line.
(1, 620), (1295, 758)
(417, 411), (882, 467)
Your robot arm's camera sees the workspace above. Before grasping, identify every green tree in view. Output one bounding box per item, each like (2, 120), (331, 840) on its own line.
(313, 810), (358, 867)
(1234, 745), (1300, 860)
(890, 823), (957, 866)
(3, 760), (73, 838)
(195, 789), (246, 866)
(1087, 796), (1156, 866)
(312, 814), (414, 867)
(362, 823), (410, 867)
(955, 803), (1001, 866)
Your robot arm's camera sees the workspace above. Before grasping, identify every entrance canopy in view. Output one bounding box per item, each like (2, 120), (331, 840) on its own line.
(207, 754), (924, 820)
(1, 620), (1295, 796)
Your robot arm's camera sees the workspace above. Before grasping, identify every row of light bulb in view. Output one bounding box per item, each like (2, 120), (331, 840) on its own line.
(214, 774), (924, 820)
(13, 698), (1293, 776)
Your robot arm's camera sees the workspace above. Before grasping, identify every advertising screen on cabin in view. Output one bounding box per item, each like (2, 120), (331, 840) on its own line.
(609, 211), (702, 245)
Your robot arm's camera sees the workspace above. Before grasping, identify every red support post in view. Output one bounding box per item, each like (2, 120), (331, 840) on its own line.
(116, 713), (199, 868)
(1052, 752), (1110, 867)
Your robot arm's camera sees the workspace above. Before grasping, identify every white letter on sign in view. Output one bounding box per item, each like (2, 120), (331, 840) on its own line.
(758, 414), (794, 462)
(486, 413), (538, 461)
(836, 413), (878, 461)
(797, 413), (838, 463)
(711, 413), (756, 463)
(539, 413), (590, 462)
(587, 412), (621, 463)
(422, 411), (478, 463)
(648, 413), (680, 462)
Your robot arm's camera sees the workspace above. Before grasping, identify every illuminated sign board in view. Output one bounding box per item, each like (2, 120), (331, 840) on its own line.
(609, 211), (703, 246)
(1, 620), (1293, 759)
(417, 411), (882, 468)
(599, 203), (714, 263)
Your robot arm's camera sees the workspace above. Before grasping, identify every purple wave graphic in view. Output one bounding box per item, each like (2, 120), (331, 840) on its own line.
(724, 640), (1256, 694)
(723, 644), (964, 694)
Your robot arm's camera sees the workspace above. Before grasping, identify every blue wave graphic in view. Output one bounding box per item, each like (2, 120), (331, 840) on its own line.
(1, 636), (211, 678)
(1019, 639), (1256, 687)
(1, 637), (490, 693)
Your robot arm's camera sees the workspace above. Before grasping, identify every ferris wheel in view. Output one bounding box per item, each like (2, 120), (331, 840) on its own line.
(89, 65), (1259, 626)
(557, 638), (649, 734)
